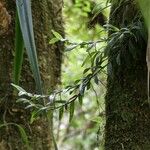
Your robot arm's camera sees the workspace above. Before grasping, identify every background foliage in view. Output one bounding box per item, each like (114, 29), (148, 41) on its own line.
(1, 0), (149, 149)
(53, 0), (110, 149)
(11, 0), (109, 149)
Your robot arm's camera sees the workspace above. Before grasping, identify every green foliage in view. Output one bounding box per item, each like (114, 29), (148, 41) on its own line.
(16, 0), (42, 94)
(104, 19), (147, 79)
(12, 2), (108, 149)
(69, 101), (75, 122)
(49, 30), (64, 44)
(8, 0), (149, 149)
(73, 0), (91, 17)
(13, 12), (24, 85)
(12, 33), (107, 138)
(11, 0), (109, 149)
(0, 0), (112, 149)
(64, 0), (107, 41)
(59, 107), (64, 120)
(0, 123), (30, 150)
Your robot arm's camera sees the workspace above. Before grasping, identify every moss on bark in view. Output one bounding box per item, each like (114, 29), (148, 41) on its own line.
(0, 0), (64, 149)
(105, 0), (150, 149)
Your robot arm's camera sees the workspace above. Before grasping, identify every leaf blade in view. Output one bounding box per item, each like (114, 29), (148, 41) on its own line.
(13, 12), (24, 85)
(16, 0), (42, 94)
(69, 101), (75, 122)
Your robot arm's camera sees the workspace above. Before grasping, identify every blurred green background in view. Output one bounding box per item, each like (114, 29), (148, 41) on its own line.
(53, 0), (110, 149)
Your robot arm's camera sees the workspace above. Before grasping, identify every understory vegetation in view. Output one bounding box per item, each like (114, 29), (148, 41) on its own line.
(0, 0), (150, 150)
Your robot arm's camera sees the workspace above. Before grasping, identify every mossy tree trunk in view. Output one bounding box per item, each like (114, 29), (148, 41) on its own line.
(105, 0), (150, 149)
(0, 0), (64, 149)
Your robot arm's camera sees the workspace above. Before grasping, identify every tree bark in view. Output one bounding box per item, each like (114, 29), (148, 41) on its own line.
(105, 0), (150, 149)
(0, 0), (64, 149)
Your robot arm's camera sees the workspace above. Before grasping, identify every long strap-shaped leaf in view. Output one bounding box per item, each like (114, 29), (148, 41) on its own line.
(16, 0), (42, 94)
(13, 12), (24, 85)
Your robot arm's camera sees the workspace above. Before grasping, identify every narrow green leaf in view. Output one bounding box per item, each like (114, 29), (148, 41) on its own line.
(49, 38), (59, 44)
(103, 24), (120, 32)
(11, 83), (26, 92)
(78, 94), (83, 106)
(59, 107), (64, 120)
(17, 125), (29, 145)
(16, 98), (29, 103)
(51, 29), (63, 40)
(13, 12), (24, 85)
(69, 101), (75, 122)
(65, 104), (68, 110)
(94, 76), (99, 85)
(74, 79), (80, 84)
(79, 83), (85, 96)
(16, 0), (42, 94)
(65, 45), (79, 51)
(30, 110), (38, 124)
(0, 123), (30, 149)
(86, 44), (94, 52)
(86, 81), (91, 90)
(55, 100), (66, 104)
(25, 104), (35, 109)
(90, 116), (102, 123)
(83, 68), (90, 74)
(81, 52), (95, 67)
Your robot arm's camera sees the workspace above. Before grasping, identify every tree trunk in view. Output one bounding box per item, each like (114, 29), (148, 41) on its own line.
(0, 0), (64, 149)
(105, 0), (150, 149)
